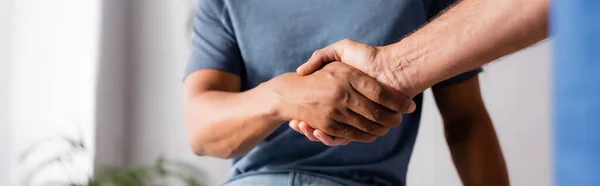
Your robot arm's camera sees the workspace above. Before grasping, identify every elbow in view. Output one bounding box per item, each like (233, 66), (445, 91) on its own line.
(189, 139), (244, 159)
(186, 125), (246, 159)
(185, 111), (231, 158)
(188, 137), (209, 157)
(184, 106), (249, 159)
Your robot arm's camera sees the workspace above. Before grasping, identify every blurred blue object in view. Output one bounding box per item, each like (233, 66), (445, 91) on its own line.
(552, 0), (600, 185)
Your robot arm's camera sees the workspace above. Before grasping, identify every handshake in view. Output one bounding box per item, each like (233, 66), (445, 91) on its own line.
(261, 39), (422, 146)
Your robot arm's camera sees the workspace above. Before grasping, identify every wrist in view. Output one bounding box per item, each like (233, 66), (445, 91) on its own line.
(254, 76), (300, 123)
(375, 44), (426, 97)
(250, 83), (288, 124)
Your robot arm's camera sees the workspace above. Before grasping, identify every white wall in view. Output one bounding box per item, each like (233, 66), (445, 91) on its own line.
(480, 42), (552, 186)
(125, 0), (230, 185)
(123, 1), (551, 186)
(408, 42), (552, 186)
(0, 0), (13, 185)
(8, 0), (101, 185)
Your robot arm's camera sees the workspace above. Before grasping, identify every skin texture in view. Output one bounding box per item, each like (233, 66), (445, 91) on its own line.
(289, 76), (510, 185)
(297, 0), (549, 96)
(184, 69), (282, 159)
(293, 0), (548, 150)
(288, 0), (547, 183)
(184, 62), (414, 158)
(185, 0), (545, 183)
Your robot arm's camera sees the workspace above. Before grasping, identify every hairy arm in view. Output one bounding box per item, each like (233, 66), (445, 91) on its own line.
(184, 70), (283, 159)
(298, 0), (548, 97)
(381, 0), (548, 95)
(433, 76), (509, 186)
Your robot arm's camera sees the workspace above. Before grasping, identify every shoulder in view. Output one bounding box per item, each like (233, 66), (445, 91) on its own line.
(197, 0), (227, 18)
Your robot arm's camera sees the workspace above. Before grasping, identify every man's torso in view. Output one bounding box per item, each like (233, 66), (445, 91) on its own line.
(221, 1), (433, 185)
(193, 0), (452, 185)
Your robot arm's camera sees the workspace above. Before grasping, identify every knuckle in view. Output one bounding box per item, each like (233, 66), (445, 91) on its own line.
(330, 88), (349, 102)
(322, 121), (340, 133)
(324, 109), (338, 120)
(371, 84), (386, 102)
(348, 96), (360, 108)
(348, 68), (360, 77)
(313, 49), (322, 56)
(370, 108), (383, 121)
(340, 38), (353, 45)
(356, 76), (370, 89)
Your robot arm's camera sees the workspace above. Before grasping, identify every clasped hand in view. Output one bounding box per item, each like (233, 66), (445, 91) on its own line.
(287, 39), (418, 146)
(263, 60), (415, 146)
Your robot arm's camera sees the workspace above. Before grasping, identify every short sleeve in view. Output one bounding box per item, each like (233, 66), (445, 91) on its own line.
(185, 0), (244, 80)
(424, 0), (458, 20)
(433, 68), (483, 88)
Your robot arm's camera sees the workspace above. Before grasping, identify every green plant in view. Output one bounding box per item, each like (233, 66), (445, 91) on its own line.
(21, 135), (206, 186)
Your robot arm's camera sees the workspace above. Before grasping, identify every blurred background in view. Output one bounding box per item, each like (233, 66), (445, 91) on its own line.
(0, 0), (551, 185)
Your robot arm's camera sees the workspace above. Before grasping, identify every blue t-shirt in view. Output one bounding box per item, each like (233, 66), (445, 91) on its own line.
(186, 1), (481, 185)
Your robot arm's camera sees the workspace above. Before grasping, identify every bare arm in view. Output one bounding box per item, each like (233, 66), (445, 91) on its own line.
(382, 0), (549, 95)
(185, 63), (414, 157)
(184, 70), (283, 159)
(298, 0), (549, 97)
(433, 76), (509, 186)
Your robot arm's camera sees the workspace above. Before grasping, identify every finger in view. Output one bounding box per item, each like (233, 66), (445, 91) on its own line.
(311, 128), (350, 146)
(346, 90), (403, 128)
(314, 130), (350, 146)
(302, 122), (351, 145)
(337, 108), (391, 136)
(319, 120), (377, 143)
(288, 120), (303, 135)
(317, 129), (351, 145)
(298, 121), (349, 145)
(296, 44), (343, 75)
(349, 73), (417, 113)
(298, 121), (320, 142)
(314, 130), (336, 146)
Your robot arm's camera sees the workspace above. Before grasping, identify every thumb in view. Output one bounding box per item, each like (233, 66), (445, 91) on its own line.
(296, 46), (342, 75)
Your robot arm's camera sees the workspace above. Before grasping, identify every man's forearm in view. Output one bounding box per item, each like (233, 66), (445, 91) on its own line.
(445, 117), (509, 186)
(185, 86), (284, 159)
(381, 0), (548, 95)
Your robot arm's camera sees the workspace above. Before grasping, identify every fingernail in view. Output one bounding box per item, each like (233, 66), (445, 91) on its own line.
(300, 128), (307, 135)
(313, 131), (322, 140)
(407, 101), (417, 113)
(295, 65), (304, 74)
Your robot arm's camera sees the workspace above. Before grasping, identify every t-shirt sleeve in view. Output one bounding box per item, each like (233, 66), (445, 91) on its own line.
(425, 0), (458, 20)
(433, 68), (483, 88)
(185, 0), (244, 80)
